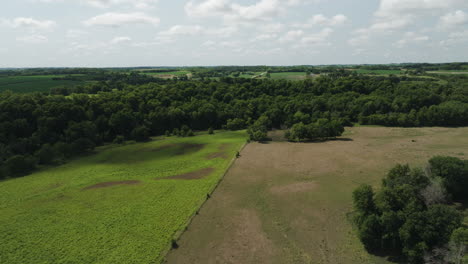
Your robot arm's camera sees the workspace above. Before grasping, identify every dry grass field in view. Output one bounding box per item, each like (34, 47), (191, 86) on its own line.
(166, 126), (468, 264)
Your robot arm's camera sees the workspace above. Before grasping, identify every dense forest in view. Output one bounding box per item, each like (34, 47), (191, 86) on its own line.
(1, 67), (468, 179)
(353, 156), (468, 263)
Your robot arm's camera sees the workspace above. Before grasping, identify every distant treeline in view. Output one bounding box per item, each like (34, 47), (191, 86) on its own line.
(1, 71), (468, 179)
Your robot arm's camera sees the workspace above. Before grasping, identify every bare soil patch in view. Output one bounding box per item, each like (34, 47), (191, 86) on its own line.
(82, 180), (140, 190)
(269, 181), (317, 195)
(160, 167), (215, 180)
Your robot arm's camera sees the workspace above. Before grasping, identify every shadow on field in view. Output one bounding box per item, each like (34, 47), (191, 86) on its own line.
(260, 137), (354, 144)
(95, 143), (206, 164)
(366, 248), (407, 264)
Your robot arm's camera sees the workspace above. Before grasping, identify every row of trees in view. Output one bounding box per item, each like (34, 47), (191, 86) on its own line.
(352, 156), (468, 263)
(285, 119), (344, 142)
(1, 72), (468, 179)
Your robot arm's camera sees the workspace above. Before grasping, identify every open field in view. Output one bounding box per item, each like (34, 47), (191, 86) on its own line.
(270, 72), (308, 80)
(166, 126), (468, 264)
(0, 131), (246, 264)
(0, 75), (88, 93)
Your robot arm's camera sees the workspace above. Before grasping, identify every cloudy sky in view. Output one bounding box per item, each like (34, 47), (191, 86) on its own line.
(1, 0), (468, 67)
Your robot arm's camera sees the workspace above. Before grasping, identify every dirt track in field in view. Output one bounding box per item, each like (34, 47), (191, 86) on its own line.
(165, 127), (468, 264)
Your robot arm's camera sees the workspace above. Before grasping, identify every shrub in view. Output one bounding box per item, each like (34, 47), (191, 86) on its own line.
(113, 135), (125, 144)
(4, 155), (36, 178)
(131, 126), (151, 142)
(226, 118), (246, 131)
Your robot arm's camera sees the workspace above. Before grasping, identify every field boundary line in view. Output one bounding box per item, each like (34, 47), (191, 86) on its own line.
(162, 141), (249, 263)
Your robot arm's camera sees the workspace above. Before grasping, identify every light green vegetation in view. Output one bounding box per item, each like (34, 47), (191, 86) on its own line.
(270, 72), (308, 80)
(354, 69), (402, 75)
(0, 131), (246, 264)
(166, 127), (468, 264)
(0, 75), (88, 93)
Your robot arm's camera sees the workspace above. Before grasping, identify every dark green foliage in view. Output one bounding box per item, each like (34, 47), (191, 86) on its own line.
(35, 144), (58, 165)
(429, 156), (468, 200)
(353, 159), (465, 263)
(113, 135), (125, 144)
(247, 116), (270, 141)
(208, 127), (214, 135)
(4, 155), (36, 178)
(131, 126), (151, 142)
(226, 118), (246, 131)
(353, 184), (376, 215)
(286, 119), (344, 142)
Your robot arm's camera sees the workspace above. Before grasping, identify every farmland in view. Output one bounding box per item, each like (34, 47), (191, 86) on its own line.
(142, 70), (191, 79)
(270, 72), (308, 80)
(0, 131), (246, 264)
(166, 126), (468, 264)
(0, 75), (89, 93)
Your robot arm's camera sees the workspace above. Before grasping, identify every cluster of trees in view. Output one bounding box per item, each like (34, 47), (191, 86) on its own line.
(285, 119), (344, 142)
(1, 70), (468, 179)
(353, 156), (468, 263)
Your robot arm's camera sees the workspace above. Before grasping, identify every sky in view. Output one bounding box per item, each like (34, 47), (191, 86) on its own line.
(0, 0), (468, 67)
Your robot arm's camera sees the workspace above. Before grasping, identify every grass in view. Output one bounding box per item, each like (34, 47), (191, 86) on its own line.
(0, 75), (89, 93)
(0, 131), (247, 264)
(166, 127), (468, 264)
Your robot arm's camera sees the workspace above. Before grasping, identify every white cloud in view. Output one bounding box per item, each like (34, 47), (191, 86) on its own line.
(83, 12), (160, 27)
(438, 10), (468, 29)
(16, 34), (48, 43)
(185, 0), (307, 23)
(440, 30), (468, 46)
(185, 0), (232, 17)
(202, 40), (216, 47)
(394, 32), (429, 48)
(279, 30), (304, 43)
(252, 33), (277, 42)
(66, 29), (88, 38)
(110, 36), (131, 44)
(375, 0), (467, 18)
(158, 25), (205, 36)
(2, 17), (56, 30)
(311, 14), (347, 26)
(295, 14), (348, 28)
(279, 28), (333, 47)
(300, 28), (333, 45)
(228, 0), (283, 22)
(37, 0), (159, 9)
(370, 17), (411, 32)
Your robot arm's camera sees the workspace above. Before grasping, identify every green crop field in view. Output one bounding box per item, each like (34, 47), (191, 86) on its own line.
(0, 131), (246, 264)
(0, 75), (88, 93)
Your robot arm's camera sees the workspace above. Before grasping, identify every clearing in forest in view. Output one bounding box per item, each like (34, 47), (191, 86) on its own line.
(166, 126), (468, 264)
(0, 131), (246, 264)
